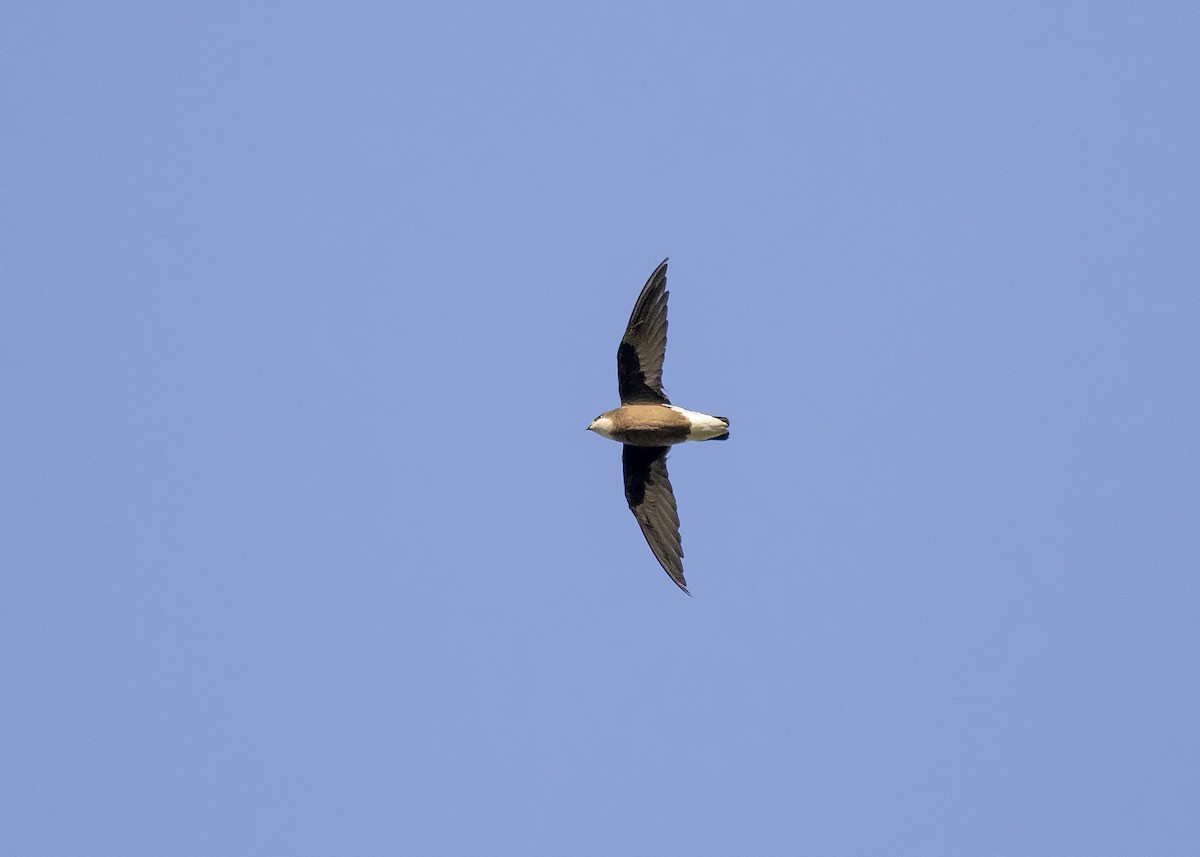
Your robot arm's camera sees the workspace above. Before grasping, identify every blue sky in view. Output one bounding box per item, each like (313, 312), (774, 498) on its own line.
(3, 2), (1198, 854)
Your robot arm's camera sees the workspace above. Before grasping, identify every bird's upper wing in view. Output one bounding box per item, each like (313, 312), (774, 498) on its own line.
(617, 259), (671, 405)
(622, 444), (687, 593)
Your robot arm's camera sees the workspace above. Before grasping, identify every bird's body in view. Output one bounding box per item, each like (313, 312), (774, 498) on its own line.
(589, 403), (729, 447)
(587, 259), (728, 594)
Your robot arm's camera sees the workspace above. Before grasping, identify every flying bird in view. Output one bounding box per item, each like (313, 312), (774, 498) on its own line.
(587, 259), (728, 594)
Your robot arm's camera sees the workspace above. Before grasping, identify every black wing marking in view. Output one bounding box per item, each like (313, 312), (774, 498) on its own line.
(617, 258), (671, 405)
(622, 444), (687, 594)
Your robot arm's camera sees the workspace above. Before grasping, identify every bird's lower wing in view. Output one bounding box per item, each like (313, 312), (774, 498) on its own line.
(622, 445), (687, 593)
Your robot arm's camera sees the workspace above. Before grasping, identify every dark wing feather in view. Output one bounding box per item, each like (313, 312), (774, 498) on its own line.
(622, 445), (688, 594)
(617, 259), (671, 405)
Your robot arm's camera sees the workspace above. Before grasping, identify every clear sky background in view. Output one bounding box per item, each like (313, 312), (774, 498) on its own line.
(3, 3), (1198, 855)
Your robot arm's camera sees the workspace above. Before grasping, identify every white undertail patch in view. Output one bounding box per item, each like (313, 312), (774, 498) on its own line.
(668, 406), (730, 441)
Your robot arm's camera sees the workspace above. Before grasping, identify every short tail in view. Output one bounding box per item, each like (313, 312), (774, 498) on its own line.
(703, 416), (730, 441)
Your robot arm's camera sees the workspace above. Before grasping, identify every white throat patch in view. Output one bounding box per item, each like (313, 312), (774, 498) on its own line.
(588, 415), (617, 440)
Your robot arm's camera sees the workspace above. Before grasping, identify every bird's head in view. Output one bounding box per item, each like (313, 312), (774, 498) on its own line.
(587, 414), (616, 439)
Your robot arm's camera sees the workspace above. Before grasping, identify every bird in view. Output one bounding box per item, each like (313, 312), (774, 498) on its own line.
(587, 259), (728, 594)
